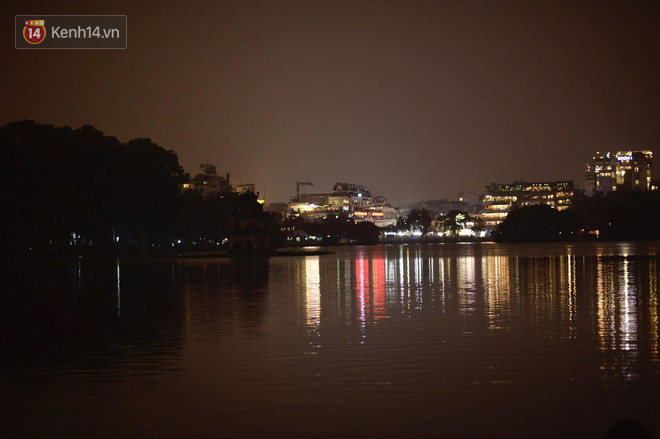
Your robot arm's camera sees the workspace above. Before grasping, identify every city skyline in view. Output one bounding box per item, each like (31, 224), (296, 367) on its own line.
(2, 0), (659, 206)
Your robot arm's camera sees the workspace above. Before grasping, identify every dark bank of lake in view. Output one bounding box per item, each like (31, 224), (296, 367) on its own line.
(1, 242), (659, 438)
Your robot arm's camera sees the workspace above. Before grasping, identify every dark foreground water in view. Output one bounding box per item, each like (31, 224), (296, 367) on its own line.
(1, 242), (659, 438)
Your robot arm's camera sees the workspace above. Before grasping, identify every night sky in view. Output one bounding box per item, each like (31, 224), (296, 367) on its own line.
(2, 0), (659, 206)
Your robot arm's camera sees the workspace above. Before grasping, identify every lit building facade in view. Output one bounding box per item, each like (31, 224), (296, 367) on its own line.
(585, 152), (615, 196)
(480, 180), (575, 228)
(288, 182), (396, 226)
(613, 151), (653, 192)
(353, 205), (398, 228)
(585, 150), (653, 196)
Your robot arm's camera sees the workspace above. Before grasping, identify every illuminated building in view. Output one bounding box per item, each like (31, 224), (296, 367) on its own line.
(289, 182), (372, 215)
(328, 183), (373, 211)
(613, 151), (653, 192)
(480, 180), (575, 228)
(288, 182), (396, 226)
(352, 206), (398, 227)
(585, 150), (653, 195)
(189, 164), (232, 197)
(352, 193), (397, 227)
(585, 152), (615, 196)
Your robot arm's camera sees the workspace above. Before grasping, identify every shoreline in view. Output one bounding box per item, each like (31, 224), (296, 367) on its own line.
(4, 239), (660, 262)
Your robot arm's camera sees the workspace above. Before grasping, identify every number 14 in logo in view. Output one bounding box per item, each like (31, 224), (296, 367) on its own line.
(24, 20), (46, 44)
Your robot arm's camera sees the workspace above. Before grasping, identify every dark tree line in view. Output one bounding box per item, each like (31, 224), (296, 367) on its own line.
(495, 191), (660, 242)
(0, 120), (274, 254)
(494, 204), (575, 242)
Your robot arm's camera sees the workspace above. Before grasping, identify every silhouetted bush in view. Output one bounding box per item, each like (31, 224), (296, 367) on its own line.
(495, 204), (574, 242)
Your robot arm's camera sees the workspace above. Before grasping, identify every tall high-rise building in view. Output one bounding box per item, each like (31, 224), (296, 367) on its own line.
(613, 151), (653, 192)
(585, 152), (614, 196)
(585, 150), (653, 196)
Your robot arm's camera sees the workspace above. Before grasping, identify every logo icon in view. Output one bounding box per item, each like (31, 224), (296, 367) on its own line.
(23, 20), (46, 44)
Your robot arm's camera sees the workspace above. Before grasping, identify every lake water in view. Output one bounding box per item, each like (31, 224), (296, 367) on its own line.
(1, 242), (659, 438)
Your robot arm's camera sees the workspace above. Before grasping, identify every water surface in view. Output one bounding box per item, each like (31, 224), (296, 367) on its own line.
(1, 242), (659, 438)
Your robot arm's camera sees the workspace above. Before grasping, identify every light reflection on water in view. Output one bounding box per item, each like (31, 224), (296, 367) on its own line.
(1, 242), (660, 438)
(293, 244), (660, 386)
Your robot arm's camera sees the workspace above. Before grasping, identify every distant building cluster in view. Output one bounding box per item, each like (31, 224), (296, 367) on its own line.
(182, 163), (263, 202)
(472, 149), (655, 230)
(287, 182), (397, 227)
(182, 148), (655, 237)
(585, 150), (654, 196)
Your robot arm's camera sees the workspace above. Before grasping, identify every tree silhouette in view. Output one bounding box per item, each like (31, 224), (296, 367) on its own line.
(407, 208), (433, 237)
(0, 120), (186, 253)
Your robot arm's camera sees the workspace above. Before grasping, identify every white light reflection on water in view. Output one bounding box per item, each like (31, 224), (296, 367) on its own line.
(482, 254), (510, 330)
(456, 255), (476, 315)
(413, 246), (423, 310)
(304, 256), (320, 330)
(597, 254), (640, 382)
(565, 253), (576, 338)
(620, 258), (637, 353)
(398, 246), (407, 312)
(650, 259), (659, 366)
(437, 253), (446, 310)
